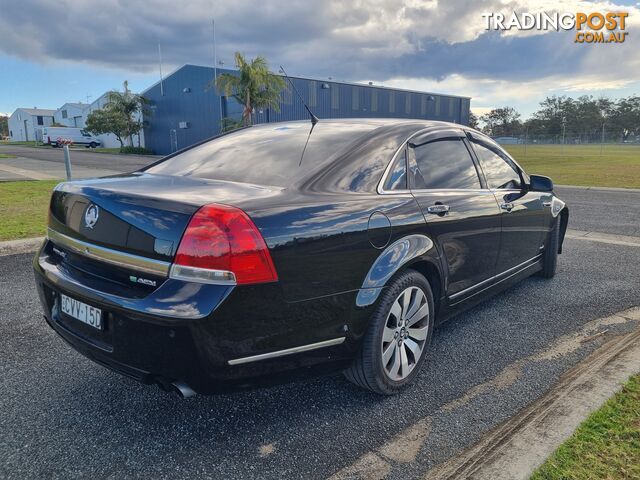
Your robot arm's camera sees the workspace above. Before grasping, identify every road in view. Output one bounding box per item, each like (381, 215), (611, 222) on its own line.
(1, 188), (639, 479)
(0, 144), (158, 172)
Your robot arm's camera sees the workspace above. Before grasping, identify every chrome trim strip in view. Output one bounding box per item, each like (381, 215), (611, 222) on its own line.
(227, 337), (346, 366)
(449, 254), (542, 302)
(377, 126), (489, 195)
(47, 228), (170, 276)
(377, 127), (436, 195)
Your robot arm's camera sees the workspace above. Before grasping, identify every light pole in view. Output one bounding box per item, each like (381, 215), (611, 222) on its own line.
(600, 122), (605, 156)
(561, 116), (566, 153)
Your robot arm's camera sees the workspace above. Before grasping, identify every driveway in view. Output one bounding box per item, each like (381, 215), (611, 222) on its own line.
(0, 187), (638, 479)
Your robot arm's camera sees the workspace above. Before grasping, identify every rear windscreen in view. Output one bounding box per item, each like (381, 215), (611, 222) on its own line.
(146, 122), (378, 187)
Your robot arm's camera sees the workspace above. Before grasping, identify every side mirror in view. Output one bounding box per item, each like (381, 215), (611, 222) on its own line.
(529, 174), (553, 192)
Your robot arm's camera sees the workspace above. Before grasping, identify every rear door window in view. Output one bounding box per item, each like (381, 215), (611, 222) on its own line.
(409, 138), (481, 190)
(382, 150), (407, 191)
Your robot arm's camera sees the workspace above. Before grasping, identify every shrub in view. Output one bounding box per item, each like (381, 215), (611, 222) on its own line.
(120, 146), (154, 155)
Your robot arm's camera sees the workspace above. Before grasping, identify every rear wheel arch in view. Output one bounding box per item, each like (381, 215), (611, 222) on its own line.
(404, 259), (443, 315)
(355, 234), (436, 308)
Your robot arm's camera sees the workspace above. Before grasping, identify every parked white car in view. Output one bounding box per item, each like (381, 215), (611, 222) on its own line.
(41, 127), (102, 148)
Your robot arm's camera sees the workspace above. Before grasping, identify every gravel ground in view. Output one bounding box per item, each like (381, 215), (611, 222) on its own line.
(0, 189), (639, 479)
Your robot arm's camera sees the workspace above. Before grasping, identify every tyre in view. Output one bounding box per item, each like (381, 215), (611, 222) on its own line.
(538, 218), (560, 278)
(345, 269), (434, 395)
(89, 142), (98, 148)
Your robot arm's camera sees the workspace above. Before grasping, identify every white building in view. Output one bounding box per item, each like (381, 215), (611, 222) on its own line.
(9, 93), (145, 148)
(54, 103), (88, 128)
(8, 108), (56, 142)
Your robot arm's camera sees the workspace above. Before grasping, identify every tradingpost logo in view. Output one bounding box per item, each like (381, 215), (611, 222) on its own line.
(482, 11), (629, 44)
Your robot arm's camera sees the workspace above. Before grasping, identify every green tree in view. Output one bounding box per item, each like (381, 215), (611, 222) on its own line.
(610, 96), (640, 141)
(85, 81), (149, 147)
(213, 52), (286, 127)
(529, 95), (576, 135)
(468, 111), (479, 129)
(85, 108), (129, 148)
(0, 115), (8, 137)
(480, 107), (522, 137)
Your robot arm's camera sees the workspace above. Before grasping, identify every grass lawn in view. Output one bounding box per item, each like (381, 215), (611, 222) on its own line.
(0, 180), (59, 241)
(531, 374), (640, 479)
(505, 144), (640, 189)
(0, 153), (16, 158)
(0, 140), (47, 147)
(91, 147), (123, 154)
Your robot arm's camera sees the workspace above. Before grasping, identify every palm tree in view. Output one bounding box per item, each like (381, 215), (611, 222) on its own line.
(105, 81), (149, 146)
(214, 53), (286, 126)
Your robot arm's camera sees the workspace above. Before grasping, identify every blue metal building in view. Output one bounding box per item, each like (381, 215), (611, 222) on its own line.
(142, 64), (471, 155)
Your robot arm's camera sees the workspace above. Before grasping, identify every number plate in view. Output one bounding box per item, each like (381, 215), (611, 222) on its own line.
(60, 294), (102, 330)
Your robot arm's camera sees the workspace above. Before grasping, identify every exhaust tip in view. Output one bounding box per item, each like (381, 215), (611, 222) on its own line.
(172, 381), (197, 398)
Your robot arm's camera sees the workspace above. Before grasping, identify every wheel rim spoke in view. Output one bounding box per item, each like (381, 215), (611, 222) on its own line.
(390, 299), (402, 323)
(382, 341), (396, 366)
(400, 343), (409, 376)
(405, 289), (424, 320)
(382, 326), (396, 343)
(401, 289), (412, 319)
(408, 326), (428, 341)
(404, 338), (422, 360)
(407, 303), (429, 327)
(388, 348), (401, 377)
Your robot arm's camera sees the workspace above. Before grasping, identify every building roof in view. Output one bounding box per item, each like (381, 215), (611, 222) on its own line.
(57, 103), (87, 110)
(16, 108), (56, 116)
(141, 63), (471, 100)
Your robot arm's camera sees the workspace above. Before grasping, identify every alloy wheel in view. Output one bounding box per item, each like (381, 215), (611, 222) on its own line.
(381, 286), (430, 381)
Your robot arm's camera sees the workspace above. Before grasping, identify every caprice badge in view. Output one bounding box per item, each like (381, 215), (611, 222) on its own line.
(84, 204), (100, 229)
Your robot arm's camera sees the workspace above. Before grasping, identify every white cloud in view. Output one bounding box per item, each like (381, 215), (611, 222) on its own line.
(0, 0), (637, 113)
(383, 72), (640, 117)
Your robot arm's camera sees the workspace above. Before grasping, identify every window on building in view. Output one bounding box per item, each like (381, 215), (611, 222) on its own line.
(371, 89), (378, 112)
(37, 116), (43, 126)
(410, 138), (481, 190)
(405, 93), (411, 114)
(449, 98), (455, 117)
(434, 97), (441, 116)
(308, 81), (317, 107)
(61, 110), (68, 119)
(420, 96), (427, 116)
(352, 86), (359, 111)
(331, 86), (339, 109)
(389, 92), (395, 113)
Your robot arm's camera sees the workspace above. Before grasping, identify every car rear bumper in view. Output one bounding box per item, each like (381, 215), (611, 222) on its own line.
(33, 242), (364, 394)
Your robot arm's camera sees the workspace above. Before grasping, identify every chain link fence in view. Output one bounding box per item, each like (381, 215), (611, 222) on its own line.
(490, 125), (639, 156)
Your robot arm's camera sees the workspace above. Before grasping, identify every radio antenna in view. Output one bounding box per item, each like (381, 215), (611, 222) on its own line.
(279, 65), (318, 126)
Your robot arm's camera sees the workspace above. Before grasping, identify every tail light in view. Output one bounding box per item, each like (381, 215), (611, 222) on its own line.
(170, 203), (278, 285)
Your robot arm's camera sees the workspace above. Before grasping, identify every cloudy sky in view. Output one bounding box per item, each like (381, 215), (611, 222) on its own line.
(1, 0), (638, 117)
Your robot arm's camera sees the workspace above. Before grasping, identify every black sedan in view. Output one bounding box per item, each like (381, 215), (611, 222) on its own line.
(33, 119), (568, 396)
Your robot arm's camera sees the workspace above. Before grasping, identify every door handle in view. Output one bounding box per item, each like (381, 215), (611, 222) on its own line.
(542, 201), (552, 207)
(500, 202), (514, 212)
(427, 204), (450, 215)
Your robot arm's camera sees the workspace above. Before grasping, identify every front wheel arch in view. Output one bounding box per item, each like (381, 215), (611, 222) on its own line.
(558, 207), (569, 254)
